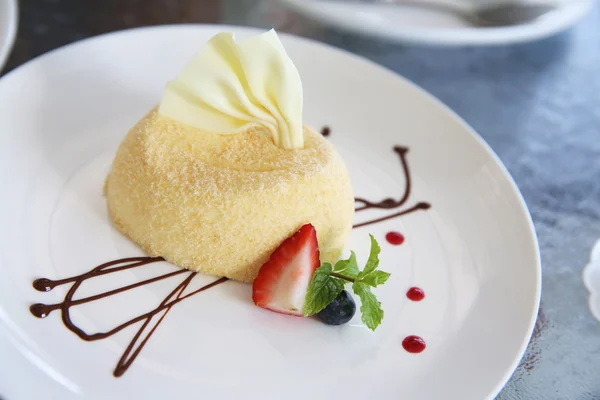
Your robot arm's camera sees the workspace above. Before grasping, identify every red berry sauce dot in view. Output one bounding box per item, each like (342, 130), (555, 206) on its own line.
(402, 336), (426, 353)
(385, 231), (405, 245)
(406, 287), (425, 301)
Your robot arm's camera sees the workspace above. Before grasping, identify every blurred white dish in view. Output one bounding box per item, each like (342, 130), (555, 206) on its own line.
(583, 238), (600, 321)
(277, 0), (593, 45)
(0, 0), (17, 70)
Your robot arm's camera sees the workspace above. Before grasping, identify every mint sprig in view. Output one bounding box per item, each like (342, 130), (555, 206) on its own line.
(333, 251), (359, 278)
(303, 235), (390, 331)
(352, 282), (384, 331)
(359, 234), (381, 277)
(358, 270), (390, 288)
(304, 263), (345, 316)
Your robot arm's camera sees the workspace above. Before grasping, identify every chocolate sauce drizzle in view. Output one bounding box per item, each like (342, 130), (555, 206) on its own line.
(30, 257), (228, 377)
(30, 144), (430, 377)
(353, 146), (431, 227)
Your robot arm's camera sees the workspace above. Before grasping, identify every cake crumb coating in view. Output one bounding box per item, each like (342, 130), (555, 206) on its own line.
(105, 108), (354, 283)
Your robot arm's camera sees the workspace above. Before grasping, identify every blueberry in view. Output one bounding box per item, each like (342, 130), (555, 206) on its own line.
(317, 290), (356, 325)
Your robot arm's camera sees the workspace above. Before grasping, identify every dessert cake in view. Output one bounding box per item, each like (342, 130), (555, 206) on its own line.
(105, 30), (354, 282)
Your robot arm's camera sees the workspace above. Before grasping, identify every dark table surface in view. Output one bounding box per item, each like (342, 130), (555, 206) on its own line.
(3, 0), (600, 399)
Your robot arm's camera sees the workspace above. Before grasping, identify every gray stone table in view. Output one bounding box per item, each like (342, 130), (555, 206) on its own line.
(3, 0), (599, 398)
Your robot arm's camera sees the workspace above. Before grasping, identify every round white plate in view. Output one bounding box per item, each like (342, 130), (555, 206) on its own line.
(277, 0), (592, 46)
(0, 0), (17, 70)
(0, 25), (540, 400)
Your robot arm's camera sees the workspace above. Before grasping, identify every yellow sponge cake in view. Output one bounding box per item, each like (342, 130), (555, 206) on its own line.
(105, 109), (354, 282)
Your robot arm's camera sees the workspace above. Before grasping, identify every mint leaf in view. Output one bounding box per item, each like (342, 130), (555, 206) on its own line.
(303, 263), (345, 316)
(352, 281), (384, 331)
(358, 234), (381, 279)
(303, 235), (389, 330)
(359, 270), (391, 287)
(333, 251), (359, 278)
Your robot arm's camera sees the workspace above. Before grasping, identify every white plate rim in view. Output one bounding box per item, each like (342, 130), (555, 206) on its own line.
(583, 238), (600, 321)
(276, 0), (592, 46)
(0, 24), (542, 399)
(0, 0), (18, 71)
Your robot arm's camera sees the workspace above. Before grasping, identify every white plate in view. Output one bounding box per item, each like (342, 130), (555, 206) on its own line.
(0, 25), (540, 400)
(277, 0), (592, 46)
(0, 0), (17, 70)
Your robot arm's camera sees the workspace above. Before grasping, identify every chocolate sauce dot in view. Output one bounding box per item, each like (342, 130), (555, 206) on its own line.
(393, 146), (408, 155)
(416, 202), (431, 210)
(380, 198), (397, 207)
(30, 303), (51, 318)
(320, 126), (331, 137)
(33, 278), (55, 292)
(406, 287), (425, 301)
(386, 231), (405, 245)
(402, 335), (426, 353)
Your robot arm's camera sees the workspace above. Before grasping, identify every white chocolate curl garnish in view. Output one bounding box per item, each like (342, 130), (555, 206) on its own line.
(158, 30), (304, 149)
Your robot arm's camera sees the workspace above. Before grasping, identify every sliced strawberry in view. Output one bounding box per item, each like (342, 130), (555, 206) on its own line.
(252, 224), (320, 316)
